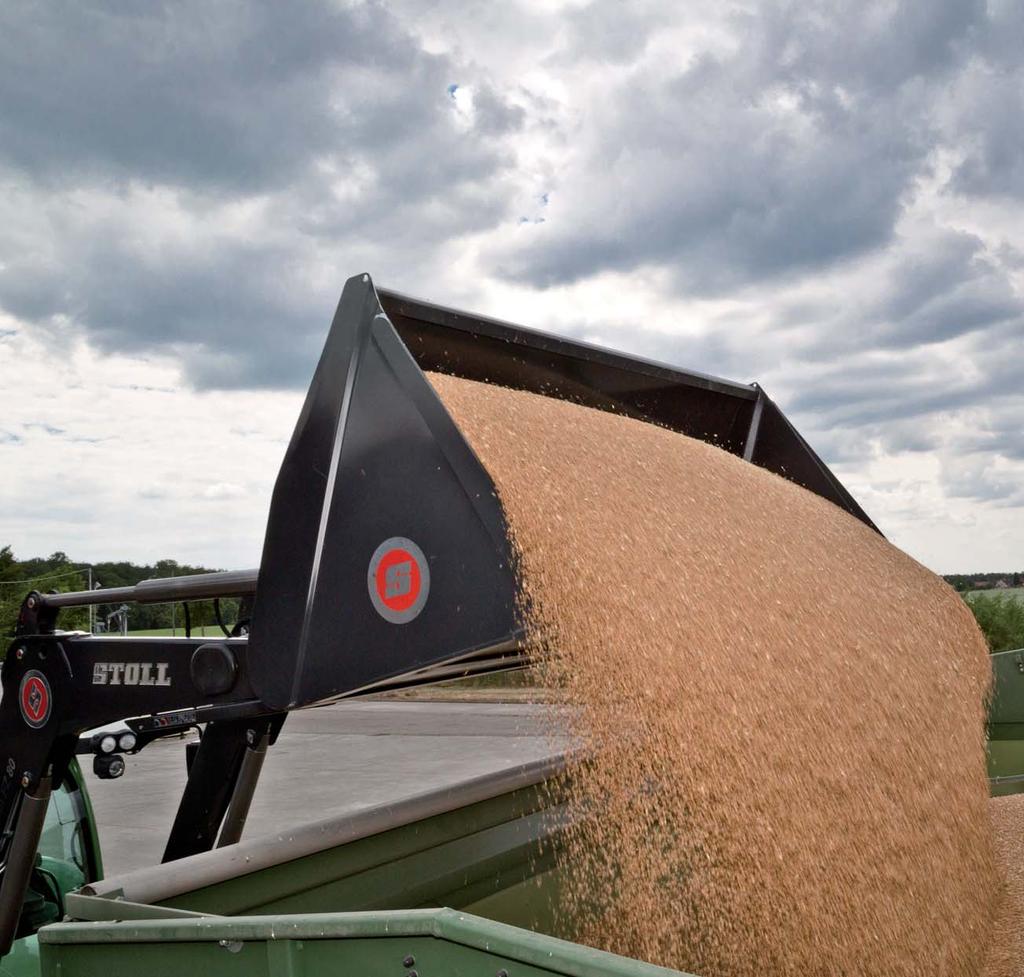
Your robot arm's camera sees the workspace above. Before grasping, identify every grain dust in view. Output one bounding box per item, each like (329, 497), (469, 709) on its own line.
(430, 372), (999, 976)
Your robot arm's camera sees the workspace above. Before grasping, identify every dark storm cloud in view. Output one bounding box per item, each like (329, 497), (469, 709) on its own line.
(0, 0), (525, 387)
(0, 0), (517, 193)
(945, 0), (1024, 198)
(787, 344), (1022, 429)
(570, 222), (1024, 492)
(777, 230), (1024, 359)
(957, 419), (1024, 465)
(938, 454), (1024, 508)
(773, 326), (1024, 508)
(948, 70), (1024, 199)
(442, 0), (1024, 518)
(868, 234), (1020, 347)
(0, 209), (329, 386)
(560, 0), (671, 65)
(495, 55), (922, 291)
(753, 0), (987, 92)
(493, 0), (1005, 293)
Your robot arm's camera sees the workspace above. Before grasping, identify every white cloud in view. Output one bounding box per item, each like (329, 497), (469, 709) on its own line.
(202, 483), (247, 501)
(0, 315), (298, 568)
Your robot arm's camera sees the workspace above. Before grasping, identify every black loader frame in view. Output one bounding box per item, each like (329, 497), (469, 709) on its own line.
(0, 273), (877, 955)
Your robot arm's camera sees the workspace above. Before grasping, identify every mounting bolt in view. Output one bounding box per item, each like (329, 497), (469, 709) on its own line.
(402, 957), (415, 968)
(20, 772), (31, 788)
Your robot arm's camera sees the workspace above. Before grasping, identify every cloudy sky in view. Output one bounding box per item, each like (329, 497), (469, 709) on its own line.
(1, 0), (1021, 575)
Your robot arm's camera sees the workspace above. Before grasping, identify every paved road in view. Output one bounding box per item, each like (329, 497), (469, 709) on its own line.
(84, 700), (563, 879)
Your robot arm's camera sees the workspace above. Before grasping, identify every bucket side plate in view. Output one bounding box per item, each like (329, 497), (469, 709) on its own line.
(249, 275), (519, 711)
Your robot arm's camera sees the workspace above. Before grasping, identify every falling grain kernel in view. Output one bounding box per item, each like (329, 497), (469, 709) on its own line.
(429, 371), (1002, 977)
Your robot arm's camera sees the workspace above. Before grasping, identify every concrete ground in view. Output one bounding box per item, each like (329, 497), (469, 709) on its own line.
(84, 700), (563, 879)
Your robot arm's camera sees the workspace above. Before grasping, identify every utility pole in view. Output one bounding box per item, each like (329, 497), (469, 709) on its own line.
(92, 578), (101, 632)
(85, 567), (102, 633)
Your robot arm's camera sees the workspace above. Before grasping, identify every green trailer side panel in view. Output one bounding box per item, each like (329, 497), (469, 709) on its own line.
(39, 909), (691, 977)
(247, 807), (564, 917)
(988, 649), (1024, 738)
(159, 784), (566, 918)
(460, 869), (568, 933)
(988, 649), (1024, 795)
(989, 745), (1024, 796)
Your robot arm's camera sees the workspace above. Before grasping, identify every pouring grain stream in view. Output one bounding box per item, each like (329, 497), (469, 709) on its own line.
(983, 794), (1024, 977)
(430, 372), (998, 976)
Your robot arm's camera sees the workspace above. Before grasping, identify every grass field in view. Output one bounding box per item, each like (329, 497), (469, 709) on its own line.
(968, 588), (1024, 602)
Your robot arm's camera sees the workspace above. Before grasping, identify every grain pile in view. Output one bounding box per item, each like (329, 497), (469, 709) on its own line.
(982, 794), (1024, 977)
(429, 372), (998, 977)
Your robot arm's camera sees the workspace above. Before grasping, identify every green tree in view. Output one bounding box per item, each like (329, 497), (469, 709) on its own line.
(0, 548), (90, 636)
(1, 546), (234, 636)
(965, 593), (1024, 654)
(0, 545), (15, 580)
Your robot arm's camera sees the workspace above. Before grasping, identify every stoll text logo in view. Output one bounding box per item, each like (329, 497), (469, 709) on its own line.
(93, 662), (172, 687)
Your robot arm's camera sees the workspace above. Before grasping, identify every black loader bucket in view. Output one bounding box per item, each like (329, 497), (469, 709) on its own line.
(248, 273), (878, 712)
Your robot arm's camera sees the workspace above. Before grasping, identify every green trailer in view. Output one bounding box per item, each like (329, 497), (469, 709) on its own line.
(2, 274), (1018, 975)
(8, 662), (1022, 977)
(9, 754), (653, 977)
(4, 750), (664, 976)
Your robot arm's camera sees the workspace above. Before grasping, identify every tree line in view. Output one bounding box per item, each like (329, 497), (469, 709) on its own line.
(0, 546), (240, 637)
(2, 544), (1022, 652)
(944, 571), (1023, 591)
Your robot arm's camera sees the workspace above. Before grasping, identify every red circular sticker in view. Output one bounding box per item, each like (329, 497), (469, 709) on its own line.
(375, 547), (422, 612)
(19, 670), (51, 729)
(367, 537), (430, 624)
